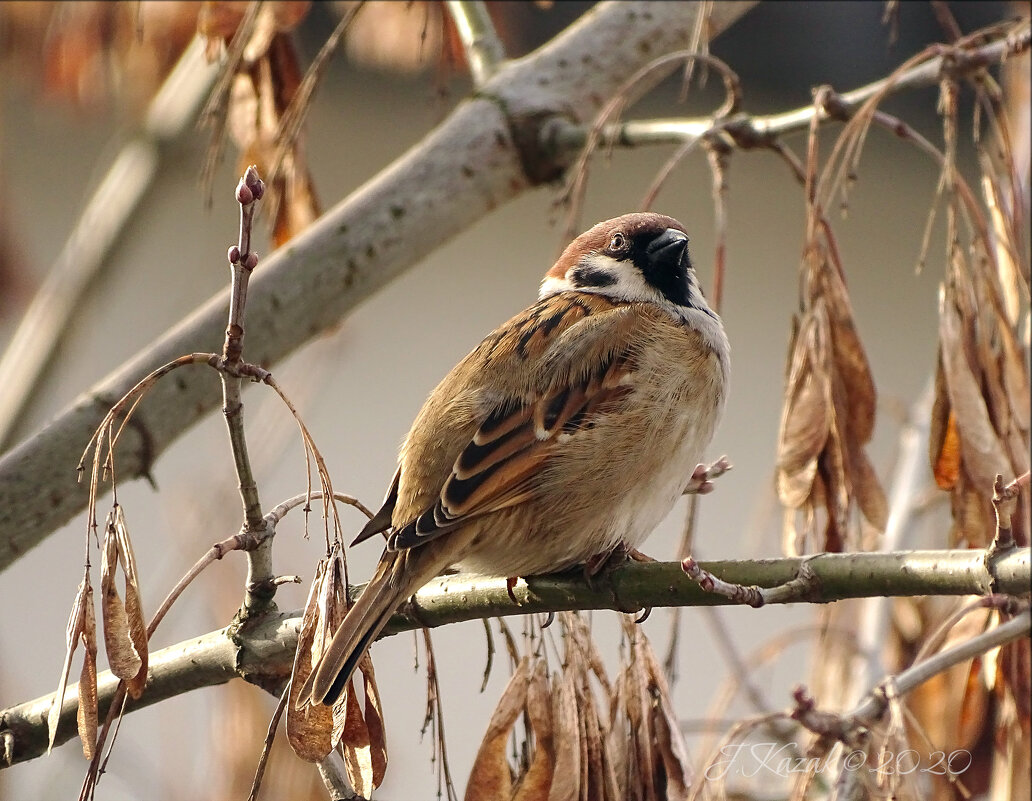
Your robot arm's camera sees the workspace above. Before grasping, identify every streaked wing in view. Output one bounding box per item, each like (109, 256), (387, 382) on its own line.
(388, 295), (638, 551)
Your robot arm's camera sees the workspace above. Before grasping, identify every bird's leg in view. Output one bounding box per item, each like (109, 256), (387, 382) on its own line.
(682, 455), (732, 495)
(583, 541), (656, 619)
(506, 576), (519, 604)
(584, 544), (623, 579)
(585, 541), (655, 577)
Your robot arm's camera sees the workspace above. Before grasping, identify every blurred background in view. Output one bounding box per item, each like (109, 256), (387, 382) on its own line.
(0, 2), (1025, 799)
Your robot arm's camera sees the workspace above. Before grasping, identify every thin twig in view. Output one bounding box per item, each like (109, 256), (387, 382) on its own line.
(444, 1), (506, 87)
(547, 22), (1029, 154)
(267, 491), (374, 525)
(987, 470), (1030, 558)
(792, 608), (1031, 739)
(680, 556), (824, 607)
(556, 50), (741, 244)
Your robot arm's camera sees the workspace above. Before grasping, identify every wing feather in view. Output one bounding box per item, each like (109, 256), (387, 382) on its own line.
(387, 294), (642, 552)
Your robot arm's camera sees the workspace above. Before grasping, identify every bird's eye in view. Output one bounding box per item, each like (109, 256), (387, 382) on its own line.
(607, 232), (627, 253)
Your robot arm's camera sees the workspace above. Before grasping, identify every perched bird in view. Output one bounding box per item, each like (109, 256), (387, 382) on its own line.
(301, 212), (729, 706)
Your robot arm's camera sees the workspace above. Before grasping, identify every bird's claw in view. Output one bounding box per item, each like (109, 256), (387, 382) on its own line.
(506, 576), (519, 604)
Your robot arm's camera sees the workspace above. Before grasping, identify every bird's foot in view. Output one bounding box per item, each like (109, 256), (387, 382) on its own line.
(506, 575), (519, 604)
(584, 542), (656, 619)
(682, 455), (732, 495)
(584, 541), (656, 577)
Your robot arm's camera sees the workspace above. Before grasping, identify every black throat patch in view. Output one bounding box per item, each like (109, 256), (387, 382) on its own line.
(634, 243), (694, 307)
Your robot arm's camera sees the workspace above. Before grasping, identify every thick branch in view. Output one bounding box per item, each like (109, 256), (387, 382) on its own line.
(3, 548), (1027, 768)
(0, 0), (756, 571)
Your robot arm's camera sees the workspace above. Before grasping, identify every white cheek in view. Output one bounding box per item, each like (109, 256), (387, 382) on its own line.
(538, 275), (573, 299)
(580, 253), (657, 302)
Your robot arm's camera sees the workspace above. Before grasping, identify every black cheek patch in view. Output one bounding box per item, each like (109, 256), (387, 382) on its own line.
(570, 265), (618, 288)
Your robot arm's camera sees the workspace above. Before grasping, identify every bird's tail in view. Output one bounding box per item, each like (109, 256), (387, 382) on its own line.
(300, 549), (433, 707)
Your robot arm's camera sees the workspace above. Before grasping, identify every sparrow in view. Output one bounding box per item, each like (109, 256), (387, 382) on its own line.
(301, 212), (729, 707)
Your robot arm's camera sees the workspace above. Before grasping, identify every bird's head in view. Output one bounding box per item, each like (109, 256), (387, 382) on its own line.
(540, 213), (702, 310)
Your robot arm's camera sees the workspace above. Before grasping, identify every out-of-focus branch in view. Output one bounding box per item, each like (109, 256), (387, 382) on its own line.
(792, 608), (1032, 801)
(0, 0), (755, 572)
(544, 21), (1030, 153)
(445, 1), (506, 86)
(853, 381), (934, 704)
(0, 36), (219, 452)
(2, 548), (1027, 768)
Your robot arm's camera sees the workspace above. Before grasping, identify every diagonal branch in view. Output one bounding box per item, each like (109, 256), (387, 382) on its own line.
(2, 548), (1027, 769)
(0, 37), (219, 451)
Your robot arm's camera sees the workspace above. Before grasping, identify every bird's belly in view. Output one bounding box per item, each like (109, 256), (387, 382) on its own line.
(454, 377), (722, 577)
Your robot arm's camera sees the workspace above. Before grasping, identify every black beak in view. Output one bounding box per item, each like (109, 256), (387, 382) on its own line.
(645, 228), (689, 271)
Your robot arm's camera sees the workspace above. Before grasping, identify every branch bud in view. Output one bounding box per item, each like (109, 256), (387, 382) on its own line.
(236, 181), (254, 206)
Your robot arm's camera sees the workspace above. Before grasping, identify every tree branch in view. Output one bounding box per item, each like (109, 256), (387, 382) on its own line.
(0, 37), (218, 451)
(444, 1), (506, 87)
(3, 548), (1027, 769)
(0, 0), (757, 572)
(544, 20), (1029, 151)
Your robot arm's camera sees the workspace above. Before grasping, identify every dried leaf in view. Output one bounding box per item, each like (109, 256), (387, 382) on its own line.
(514, 658), (554, 801)
(77, 582), (98, 760)
(939, 284), (1009, 494)
(951, 467), (996, 546)
(604, 676), (628, 799)
(819, 404), (849, 551)
(982, 171), (1022, 327)
(821, 263), (877, 444)
(287, 557), (334, 761)
(343, 1), (445, 74)
(852, 449), (889, 533)
(465, 656), (531, 800)
(999, 630), (1031, 732)
(100, 506), (147, 697)
(548, 669), (580, 801)
(567, 613), (613, 697)
(999, 328), (1031, 433)
(101, 523), (139, 679)
(624, 634), (656, 801)
(776, 309), (831, 507)
(197, 0), (249, 43)
(341, 679), (373, 798)
(931, 367), (963, 492)
(579, 685), (606, 800)
(48, 576), (91, 754)
(641, 640), (692, 800)
(330, 677), (351, 751)
(360, 656), (388, 788)
(116, 510), (148, 700)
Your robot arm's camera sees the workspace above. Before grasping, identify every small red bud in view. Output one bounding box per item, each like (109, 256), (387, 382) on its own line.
(244, 252), (259, 271)
(236, 182), (254, 206)
(251, 179), (266, 201)
(228, 245), (241, 264)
